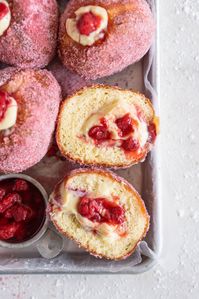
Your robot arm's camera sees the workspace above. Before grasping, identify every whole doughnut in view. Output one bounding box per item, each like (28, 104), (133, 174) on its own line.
(59, 0), (155, 80)
(0, 0), (59, 68)
(0, 68), (61, 173)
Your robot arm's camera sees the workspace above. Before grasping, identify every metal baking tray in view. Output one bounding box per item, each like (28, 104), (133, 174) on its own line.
(0, 0), (161, 274)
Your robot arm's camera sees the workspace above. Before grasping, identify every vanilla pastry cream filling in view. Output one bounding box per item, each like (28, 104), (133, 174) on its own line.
(0, 0), (11, 36)
(51, 179), (127, 243)
(66, 5), (108, 46)
(81, 100), (149, 149)
(0, 97), (18, 131)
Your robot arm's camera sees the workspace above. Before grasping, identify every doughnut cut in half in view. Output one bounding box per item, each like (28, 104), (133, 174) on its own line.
(59, 0), (155, 79)
(57, 85), (159, 168)
(49, 168), (149, 260)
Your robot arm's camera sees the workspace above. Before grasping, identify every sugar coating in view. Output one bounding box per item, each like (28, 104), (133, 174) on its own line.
(0, 0), (59, 68)
(0, 68), (61, 173)
(59, 0), (155, 79)
(48, 58), (92, 97)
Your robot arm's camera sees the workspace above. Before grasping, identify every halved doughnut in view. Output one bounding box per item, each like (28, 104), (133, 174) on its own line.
(56, 85), (158, 168)
(49, 168), (149, 260)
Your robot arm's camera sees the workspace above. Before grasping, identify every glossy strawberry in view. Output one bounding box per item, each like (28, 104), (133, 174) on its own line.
(121, 137), (139, 152)
(13, 179), (29, 192)
(115, 114), (134, 137)
(4, 204), (33, 222)
(78, 196), (125, 225)
(0, 222), (20, 240)
(0, 193), (21, 214)
(77, 12), (102, 36)
(88, 125), (111, 142)
(0, 178), (46, 243)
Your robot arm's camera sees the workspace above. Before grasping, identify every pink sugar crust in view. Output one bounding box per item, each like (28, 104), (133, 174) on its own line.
(0, 0), (59, 68)
(59, 0), (155, 80)
(48, 58), (92, 97)
(0, 68), (62, 173)
(0, 67), (20, 85)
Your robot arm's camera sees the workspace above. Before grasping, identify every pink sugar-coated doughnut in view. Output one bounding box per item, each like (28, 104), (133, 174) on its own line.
(0, 68), (61, 173)
(58, 0), (155, 80)
(0, 0), (58, 68)
(48, 58), (92, 98)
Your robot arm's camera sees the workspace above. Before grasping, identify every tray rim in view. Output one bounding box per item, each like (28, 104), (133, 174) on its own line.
(0, 0), (161, 275)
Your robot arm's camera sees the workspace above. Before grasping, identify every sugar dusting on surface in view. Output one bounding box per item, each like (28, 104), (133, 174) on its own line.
(59, 0), (155, 79)
(0, 68), (61, 173)
(0, 0), (59, 68)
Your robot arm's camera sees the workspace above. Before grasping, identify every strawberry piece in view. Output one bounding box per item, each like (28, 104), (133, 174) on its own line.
(0, 3), (9, 20)
(115, 114), (134, 137)
(13, 179), (29, 192)
(121, 137), (139, 152)
(0, 188), (6, 200)
(148, 123), (157, 144)
(88, 125), (111, 142)
(0, 193), (21, 213)
(78, 196), (125, 225)
(77, 12), (102, 36)
(0, 222), (20, 240)
(0, 90), (10, 121)
(4, 204), (33, 222)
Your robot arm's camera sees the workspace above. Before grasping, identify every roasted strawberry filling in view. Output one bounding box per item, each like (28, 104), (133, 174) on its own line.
(88, 125), (110, 143)
(148, 122), (157, 144)
(77, 12), (102, 36)
(0, 90), (11, 122)
(121, 137), (140, 152)
(115, 114), (135, 137)
(78, 196), (125, 225)
(0, 2), (9, 20)
(0, 179), (45, 242)
(86, 111), (158, 155)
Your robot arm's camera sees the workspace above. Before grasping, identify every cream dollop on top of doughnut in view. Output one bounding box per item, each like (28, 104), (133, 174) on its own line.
(0, 96), (18, 131)
(50, 178), (127, 243)
(81, 100), (149, 149)
(66, 5), (108, 46)
(0, 0), (11, 37)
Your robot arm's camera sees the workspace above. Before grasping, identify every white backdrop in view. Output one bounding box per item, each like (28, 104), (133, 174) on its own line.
(0, 0), (199, 298)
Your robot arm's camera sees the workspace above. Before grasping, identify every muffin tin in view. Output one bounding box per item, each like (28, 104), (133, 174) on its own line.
(0, 0), (160, 274)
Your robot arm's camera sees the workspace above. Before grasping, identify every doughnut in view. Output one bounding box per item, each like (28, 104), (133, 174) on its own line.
(59, 0), (155, 79)
(0, 0), (58, 68)
(49, 168), (149, 260)
(0, 68), (61, 173)
(56, 85), (159, 168)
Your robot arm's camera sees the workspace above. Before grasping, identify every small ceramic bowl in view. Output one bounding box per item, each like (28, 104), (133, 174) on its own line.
(0, 173), (49, 249)
(0, 174), (63, 258)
